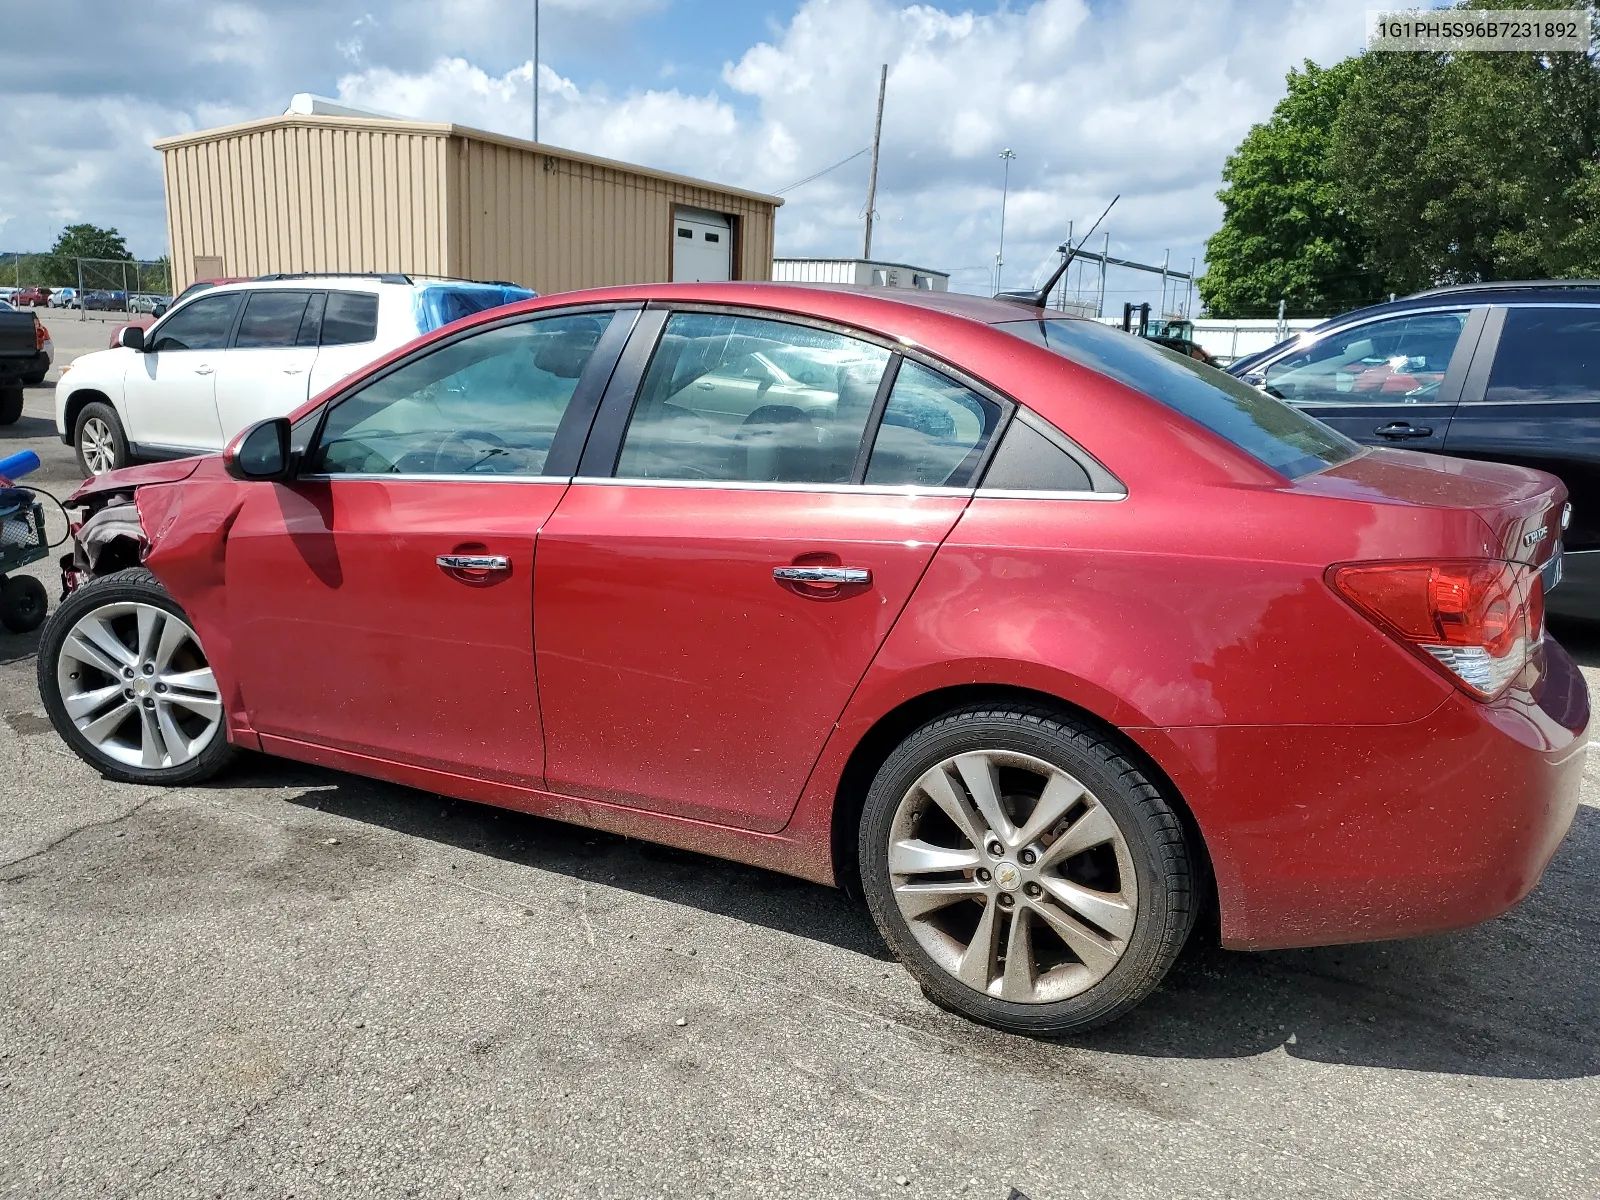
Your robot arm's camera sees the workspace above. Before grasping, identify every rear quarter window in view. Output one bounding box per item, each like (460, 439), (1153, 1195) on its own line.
(1485, 307), (1600, 403)
(999, 318), (1358, 479)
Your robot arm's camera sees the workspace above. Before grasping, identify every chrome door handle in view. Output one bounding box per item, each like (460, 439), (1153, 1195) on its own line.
(193, 365), (214, 375)
(773, 566), (871, 585)
(282, 367), (304, 375)
(437, 554), (511, 572)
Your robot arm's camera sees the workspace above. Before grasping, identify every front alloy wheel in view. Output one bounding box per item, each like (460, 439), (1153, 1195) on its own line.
(79, 415), (119, 475)
(38, 567), (235, 784)
(860, 706), (1196, 1036)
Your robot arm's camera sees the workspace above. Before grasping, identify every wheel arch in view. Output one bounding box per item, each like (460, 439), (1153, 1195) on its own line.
(827, 682), (1217, 931)
(63, 386), (115, 442)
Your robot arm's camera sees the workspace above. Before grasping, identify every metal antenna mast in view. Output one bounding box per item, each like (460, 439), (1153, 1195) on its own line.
(863, 64), (887, 259)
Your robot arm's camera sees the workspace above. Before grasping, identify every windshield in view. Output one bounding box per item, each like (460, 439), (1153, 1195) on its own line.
(998, 317), (1358, 479)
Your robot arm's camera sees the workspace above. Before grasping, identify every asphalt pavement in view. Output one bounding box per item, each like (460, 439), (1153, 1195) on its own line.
(1, 314), (1597, 1198)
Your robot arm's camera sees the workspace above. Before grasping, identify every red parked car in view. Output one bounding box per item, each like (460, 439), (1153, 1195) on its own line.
(14, 286), (51, 307)
(35, 283), (1585, 1034)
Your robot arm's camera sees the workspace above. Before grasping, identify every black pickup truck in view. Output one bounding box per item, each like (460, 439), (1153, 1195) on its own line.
(0, 304), (46, 425)
(1229, 281), (1600, 618)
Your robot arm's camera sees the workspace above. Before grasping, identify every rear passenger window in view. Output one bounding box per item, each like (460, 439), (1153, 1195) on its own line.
(321, 291), (379, 345)
(865, 362), (1002, 487)
(614, 312), (891, 484)
(1485, 307), (1600, 404)
(233, 291), (312, 349)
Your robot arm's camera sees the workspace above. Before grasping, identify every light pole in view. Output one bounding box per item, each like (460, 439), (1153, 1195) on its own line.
(532, 0), (540, 143)
(995, 148), (1016, 294)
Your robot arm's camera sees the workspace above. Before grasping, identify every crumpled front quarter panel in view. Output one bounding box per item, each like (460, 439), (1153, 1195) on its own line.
(135, 477), (256, 746)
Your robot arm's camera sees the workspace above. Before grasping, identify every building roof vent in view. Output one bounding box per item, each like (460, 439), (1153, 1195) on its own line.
(285, 93), (404, 120)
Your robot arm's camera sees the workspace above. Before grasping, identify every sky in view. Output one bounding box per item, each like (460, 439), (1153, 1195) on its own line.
(0, 0), (1382, 310)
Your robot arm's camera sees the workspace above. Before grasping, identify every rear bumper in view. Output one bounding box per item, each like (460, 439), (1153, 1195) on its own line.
(1138, 639), (1589, 951)
(0, 353), (46, 384)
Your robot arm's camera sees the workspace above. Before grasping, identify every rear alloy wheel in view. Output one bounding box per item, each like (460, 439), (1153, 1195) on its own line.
(75, 402), (127, 476)
(860, 707), (1196, 1035)
(37, 567), (235, 785)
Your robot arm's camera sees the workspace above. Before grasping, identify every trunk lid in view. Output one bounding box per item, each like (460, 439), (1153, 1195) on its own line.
(1297, 447), (1564, 570)
(0, 311), (37, 357)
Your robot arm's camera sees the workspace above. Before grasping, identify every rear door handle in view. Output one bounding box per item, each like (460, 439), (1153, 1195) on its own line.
(282, 367), (304, 375)
(193, 365), (214, 376)
(437, 554), (510, 572)
(1374, 422), (1433, 439)
(773, 566), (871, 585)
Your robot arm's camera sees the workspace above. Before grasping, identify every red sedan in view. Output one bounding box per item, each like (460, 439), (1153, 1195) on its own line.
(35, 283), (1585, 1034)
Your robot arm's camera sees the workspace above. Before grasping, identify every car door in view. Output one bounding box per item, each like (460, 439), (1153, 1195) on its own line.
(1250, 308), (1483, 452)
(212, 290), (321, 442)
(122, 291), (243, 453)
(221, 306), (633, 784)
(532, 308), (1006, 833)
(306, 290), (384, 395)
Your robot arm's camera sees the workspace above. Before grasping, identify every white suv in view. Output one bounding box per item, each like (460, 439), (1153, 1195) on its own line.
(56, 274), (535, 475)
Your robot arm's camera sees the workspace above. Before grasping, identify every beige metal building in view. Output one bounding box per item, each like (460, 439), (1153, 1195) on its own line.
(153, 113), (782, 295)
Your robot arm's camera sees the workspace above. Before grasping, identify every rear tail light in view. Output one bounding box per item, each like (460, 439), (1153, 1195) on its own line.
(33, 316), (47, 350)
(1327, 559), (1544, 700)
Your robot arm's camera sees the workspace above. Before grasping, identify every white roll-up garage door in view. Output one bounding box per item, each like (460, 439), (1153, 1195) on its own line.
(672, 208), (732, 283)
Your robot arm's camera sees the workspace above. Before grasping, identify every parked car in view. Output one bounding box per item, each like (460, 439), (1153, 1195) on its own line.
(37, 282), (1584, 1036)
(57, 274), (536, 475)
(0, 300), (53, 422)
(128, 293), (169, 315)
(14, 286), (52, 307)
(1229, 281), (1600, 618)
(48, 288), (79, 309)
(81, 290), (128, 312)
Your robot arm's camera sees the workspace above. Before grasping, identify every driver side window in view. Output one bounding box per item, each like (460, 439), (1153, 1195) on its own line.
(1264, 311), (1468, 405)
(307, 312), (615, 477)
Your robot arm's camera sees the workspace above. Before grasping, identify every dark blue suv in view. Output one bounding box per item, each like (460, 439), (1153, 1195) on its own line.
(1230, 282), (1600, 617)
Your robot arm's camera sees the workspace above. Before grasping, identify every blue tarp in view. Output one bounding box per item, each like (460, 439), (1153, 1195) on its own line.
(413, 283), (538, 334)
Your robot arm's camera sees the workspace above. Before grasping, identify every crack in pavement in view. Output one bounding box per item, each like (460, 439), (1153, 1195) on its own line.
(0, 791), (167, 876)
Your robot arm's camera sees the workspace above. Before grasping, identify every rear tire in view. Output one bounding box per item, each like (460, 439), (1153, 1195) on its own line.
(859, 705), (1196, 1036)
(0, 575), (48, 633)
(37, 567), (235, 785)
(74, 401), (128, 476)
(0, 387), (21, 426)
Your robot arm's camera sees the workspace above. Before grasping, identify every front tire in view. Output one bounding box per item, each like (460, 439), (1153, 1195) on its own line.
(859, 705), (1196, 1036)
(37, 567), (235, 785)
(75, 401), (128, 476)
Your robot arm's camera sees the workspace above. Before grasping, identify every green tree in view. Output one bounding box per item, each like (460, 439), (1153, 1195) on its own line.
(50, 223), (131, 262)
(1199, 59), (1380, 317)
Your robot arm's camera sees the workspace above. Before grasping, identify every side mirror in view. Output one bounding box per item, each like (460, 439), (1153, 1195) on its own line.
(118, 325), (146, 352)
(224, 417), (293, 482)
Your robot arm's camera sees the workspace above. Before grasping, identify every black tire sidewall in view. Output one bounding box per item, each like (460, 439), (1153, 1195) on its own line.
(74, 401), (128, 476)
(36, 567), (234, 786)
(0, 388), (21, 426)
(859, 708), (1193, 1037)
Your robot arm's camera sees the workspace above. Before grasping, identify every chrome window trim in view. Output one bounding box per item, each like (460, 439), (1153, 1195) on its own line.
(971, 488), (1127, 502)
(299, 473), (573, 485)
(575, 476), (976, 498)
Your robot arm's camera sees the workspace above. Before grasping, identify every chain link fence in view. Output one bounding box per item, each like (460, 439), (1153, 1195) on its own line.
(1, 255), (172, 318)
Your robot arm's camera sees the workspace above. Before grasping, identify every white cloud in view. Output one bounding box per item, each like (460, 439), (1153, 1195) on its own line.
(1, 0), (1375, 312)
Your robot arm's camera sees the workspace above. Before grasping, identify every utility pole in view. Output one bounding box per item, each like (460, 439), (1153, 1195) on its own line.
(995, 148), (1016, 294)
(1056, 220), (1072, 310)
(862, 64), (887, 260)
(532, 0), (540, 142)
(1097, 230), (1109, 317)
(1186, 256), (1195, 317)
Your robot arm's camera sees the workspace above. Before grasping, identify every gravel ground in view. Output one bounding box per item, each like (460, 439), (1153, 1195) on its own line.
(1, 315), (1597, 1199)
